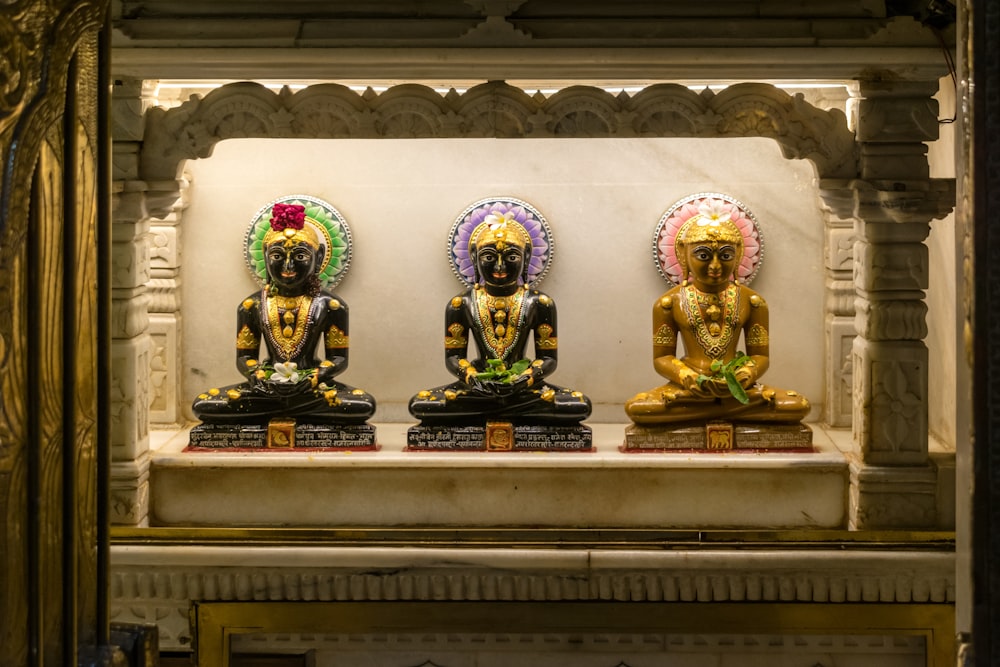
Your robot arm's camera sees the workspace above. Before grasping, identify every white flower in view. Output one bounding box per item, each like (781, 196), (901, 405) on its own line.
(271, 361), (300, 383)
(697, 199), (732, 224)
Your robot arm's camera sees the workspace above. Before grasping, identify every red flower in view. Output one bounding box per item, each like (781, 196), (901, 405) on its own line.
(270, 203), (306, 231)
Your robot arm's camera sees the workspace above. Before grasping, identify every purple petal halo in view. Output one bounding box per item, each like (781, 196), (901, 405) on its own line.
(653, 192), (763, 286)
(448, 197), (554, 288)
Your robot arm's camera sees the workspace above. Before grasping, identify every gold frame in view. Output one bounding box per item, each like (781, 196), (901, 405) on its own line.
(195, 601), (954, 667)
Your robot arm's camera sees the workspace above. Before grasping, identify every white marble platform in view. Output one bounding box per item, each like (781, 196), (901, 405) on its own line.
(149, 423), (850, 528)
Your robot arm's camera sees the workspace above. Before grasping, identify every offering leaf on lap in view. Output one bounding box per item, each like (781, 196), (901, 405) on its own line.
(696, 353), (752, 404)
(474, 358), (532, 384)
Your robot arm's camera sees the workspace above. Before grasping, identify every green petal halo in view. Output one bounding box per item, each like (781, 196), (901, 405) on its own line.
(244, 194), (353, 289)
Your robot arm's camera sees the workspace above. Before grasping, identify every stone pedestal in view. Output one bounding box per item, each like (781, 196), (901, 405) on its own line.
(188, 422), (377, 451)
(623, 422), (813, 452)
(407, 422), (593, 452)
(849, 458), (938, 529)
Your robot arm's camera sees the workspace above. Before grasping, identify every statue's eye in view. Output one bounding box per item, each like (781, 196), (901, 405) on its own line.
(694, 250), (711, 261)
(480, 251), (497, 262)
(719, 250), (735, 261)
(504, 250), (521, 262)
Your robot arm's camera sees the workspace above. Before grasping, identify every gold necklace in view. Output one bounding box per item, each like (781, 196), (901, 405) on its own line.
(263, 290), (314, 360)
(473, 286), (526, 361)
(681, 283), (739, 359)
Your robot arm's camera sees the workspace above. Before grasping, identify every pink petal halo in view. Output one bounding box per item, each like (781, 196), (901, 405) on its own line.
(448, 197), (554, 288)
(653, 192), (764, 286)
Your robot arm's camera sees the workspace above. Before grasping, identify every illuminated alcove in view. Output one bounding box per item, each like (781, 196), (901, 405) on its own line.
(179, 136), (825, 424)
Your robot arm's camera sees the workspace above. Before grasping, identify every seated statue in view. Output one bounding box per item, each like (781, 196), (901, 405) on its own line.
(625, 211), (809, 425)
(409, 215), (591, 424)
(193, 202), (375, 424)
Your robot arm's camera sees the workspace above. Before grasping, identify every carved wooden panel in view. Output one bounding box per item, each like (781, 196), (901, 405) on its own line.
(0, 1), (108, 662)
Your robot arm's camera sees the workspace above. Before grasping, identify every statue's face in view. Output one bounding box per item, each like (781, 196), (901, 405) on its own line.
(686, 242), (739, 288)
(266, 241), (317, 293)
(476, 242), (525, 288)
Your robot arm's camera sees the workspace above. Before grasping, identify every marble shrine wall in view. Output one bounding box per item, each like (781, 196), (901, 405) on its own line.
(180, 136), (826, 424)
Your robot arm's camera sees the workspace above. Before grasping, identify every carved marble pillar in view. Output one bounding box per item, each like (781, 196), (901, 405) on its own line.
(110, 79), (156, 525)
(148, 183), (187, 426)
(842, 80), (955, 529)
(823, 207), (856, 427)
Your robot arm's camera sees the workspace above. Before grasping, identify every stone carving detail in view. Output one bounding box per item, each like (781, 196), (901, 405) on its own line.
(139, 81), (857, 216)
(110, 550), (954, 651)
(826, 318), (856, 427)
(110, 457), (150, 526)
(826, 226), (857, 273)
(854, 299), (929, 341)
(868, 360), (926, 455)
(111, 292), (151, 339)
(825, 280), (855, 317)
(822, 208), (857, 427)
(111, 337), (152, 460)
(857, 241), (929, 292)
(853, 340), (929, 465)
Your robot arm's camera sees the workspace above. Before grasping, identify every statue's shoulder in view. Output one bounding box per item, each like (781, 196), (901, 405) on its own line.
(657, 285), (683, 310)
(739, 285), (767, 309)
(238, 292), (262, 313)
(448, 291), (473, 310)
(527, 289), (554, 308)
(315, 291), (347, 311)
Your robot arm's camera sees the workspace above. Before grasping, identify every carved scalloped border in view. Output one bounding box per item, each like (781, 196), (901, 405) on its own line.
(139, 81), (857, 203)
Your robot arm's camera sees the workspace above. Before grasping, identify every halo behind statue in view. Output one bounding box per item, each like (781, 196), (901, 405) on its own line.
(448, 197), (553, 288)
(245, 194), (353, 289)
(654, 192), (763, 286)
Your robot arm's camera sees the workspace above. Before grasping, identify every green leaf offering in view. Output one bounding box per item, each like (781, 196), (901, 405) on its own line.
(474, 358), (532, 384)
(696, 353), (752, 404)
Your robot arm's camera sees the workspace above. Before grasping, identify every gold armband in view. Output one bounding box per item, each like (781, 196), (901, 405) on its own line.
(747, 323), (769, 346)
(325, 325), (349, 348)
(445, 322), (467, 348)
(654, 324), (675, 346)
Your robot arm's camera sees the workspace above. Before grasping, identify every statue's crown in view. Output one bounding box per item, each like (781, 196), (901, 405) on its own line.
(263, 203), (320, 249)
(677, 213), (743, 248)
(469, 214), (532, 254)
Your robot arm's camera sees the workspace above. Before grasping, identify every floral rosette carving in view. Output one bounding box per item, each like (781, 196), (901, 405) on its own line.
(654, 192), (763, 286)
(449, 197), (553, 288)
(244, 194), (353, 289)
(0, 11), (35, 127)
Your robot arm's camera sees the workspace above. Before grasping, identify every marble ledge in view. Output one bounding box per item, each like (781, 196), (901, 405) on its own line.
(110, 543), (954, 577)
(148, 423), (852, 529)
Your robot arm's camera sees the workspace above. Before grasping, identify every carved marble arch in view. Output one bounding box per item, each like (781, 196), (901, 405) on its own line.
(139, 80), (857, 212)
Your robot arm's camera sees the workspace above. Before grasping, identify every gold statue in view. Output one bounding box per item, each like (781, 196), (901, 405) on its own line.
(625, 203), (809, 425)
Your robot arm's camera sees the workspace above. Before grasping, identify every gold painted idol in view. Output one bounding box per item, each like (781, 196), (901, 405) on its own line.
(625, 196), (809, 425)
(192, 198), (375, 424)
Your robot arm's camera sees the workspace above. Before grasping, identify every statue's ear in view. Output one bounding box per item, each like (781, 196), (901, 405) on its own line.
(470, 247), (482, 284)
(521, 245), (531, 284)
